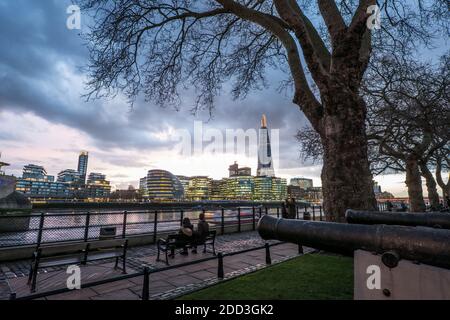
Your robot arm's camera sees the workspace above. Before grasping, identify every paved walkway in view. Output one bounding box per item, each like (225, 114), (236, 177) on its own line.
(0, 231), (306, 300)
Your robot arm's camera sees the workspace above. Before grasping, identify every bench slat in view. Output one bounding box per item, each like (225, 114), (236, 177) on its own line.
(39, 255), (84, 268)
(86, 250), (123, 262)
(86, 239), (126, 250)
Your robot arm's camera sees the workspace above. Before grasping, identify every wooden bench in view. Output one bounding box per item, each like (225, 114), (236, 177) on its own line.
(27, 239), (128, 292)
(156, 230), (216, 265)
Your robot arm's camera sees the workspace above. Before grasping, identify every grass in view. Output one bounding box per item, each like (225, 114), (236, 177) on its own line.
(179, 254), (354, 300)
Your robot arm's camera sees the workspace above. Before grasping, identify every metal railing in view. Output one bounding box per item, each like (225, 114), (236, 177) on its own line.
(0, 204), (324, 248)
(11, 240), (294, 300)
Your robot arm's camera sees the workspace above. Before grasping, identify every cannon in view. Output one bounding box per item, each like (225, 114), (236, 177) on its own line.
(346, 210), (450, 229)
(257, 215), (450, 269)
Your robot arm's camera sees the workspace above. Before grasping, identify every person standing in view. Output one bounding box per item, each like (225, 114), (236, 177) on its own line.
(386, 200), (393, 212)
(287, 197), (297, 219)
(281, 200), (288, 218)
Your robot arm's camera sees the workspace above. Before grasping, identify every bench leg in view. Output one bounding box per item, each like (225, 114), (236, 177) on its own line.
(156, 246), (161, 262)
(165, 250), (169, 265)
(114, 257), (119, 269)
(27, 265), (33, 285)
(212, 242), (216, 256)
(122, 256), (127, 274)
(31, 266), (38, 293)
(203, 243), (207, 254)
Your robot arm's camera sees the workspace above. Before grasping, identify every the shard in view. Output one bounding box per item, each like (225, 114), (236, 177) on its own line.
(257, 114), (275, 177)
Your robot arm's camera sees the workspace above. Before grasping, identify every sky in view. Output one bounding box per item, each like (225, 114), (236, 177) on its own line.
(0, 0), (446, 196)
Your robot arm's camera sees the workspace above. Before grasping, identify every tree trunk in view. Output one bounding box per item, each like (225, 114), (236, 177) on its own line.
(405, 158), (426, 212)
(420, 163), (440, 209)
(320, 92), (377, 221)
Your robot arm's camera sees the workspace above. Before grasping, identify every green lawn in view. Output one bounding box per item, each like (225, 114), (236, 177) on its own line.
(179, 254), (354, 300)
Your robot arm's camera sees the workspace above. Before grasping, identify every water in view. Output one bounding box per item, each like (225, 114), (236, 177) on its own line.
(0, 207), (286, 247)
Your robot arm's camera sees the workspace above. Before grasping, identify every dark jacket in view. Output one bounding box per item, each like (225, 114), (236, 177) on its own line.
(197, 220), (209, 238)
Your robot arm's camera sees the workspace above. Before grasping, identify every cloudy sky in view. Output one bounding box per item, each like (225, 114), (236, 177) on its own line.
(0, 0), (442, 196)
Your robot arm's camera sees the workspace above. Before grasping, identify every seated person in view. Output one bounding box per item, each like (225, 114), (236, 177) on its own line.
(172, 217), (193, 256)
(192, 213), (210, 254)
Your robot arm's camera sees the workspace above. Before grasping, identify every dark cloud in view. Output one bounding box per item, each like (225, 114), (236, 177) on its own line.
(0, 0), (311, 174)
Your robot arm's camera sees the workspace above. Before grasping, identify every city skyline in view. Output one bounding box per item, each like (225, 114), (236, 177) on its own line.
(0, 1), (441, 197)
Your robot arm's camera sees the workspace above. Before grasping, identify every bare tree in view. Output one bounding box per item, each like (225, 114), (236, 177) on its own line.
(434, 149), (450, 200)
(79, 0), (448, 220)
(365, 56), (449, 212)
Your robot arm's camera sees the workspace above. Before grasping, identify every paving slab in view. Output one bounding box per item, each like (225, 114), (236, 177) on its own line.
(1, 231), (306, 300)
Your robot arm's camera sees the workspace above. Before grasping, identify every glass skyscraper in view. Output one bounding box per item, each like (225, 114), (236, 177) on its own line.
(77, 151), (89, 183)
(257, 114), (275, 177)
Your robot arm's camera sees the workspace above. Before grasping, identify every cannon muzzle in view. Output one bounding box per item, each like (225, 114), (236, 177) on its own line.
(345, 210), (450, 229)
(257, 215), (450, 269)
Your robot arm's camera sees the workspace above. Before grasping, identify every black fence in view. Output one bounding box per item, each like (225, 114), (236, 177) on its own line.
(11, 240), (292, 300)
(0, 205), (325, 248)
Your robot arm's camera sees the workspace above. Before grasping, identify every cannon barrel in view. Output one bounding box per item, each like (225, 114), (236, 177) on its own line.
(257, 215), (450, 269)
(346, 210), (450, 229)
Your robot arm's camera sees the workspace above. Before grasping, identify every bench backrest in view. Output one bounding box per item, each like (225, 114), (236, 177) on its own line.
(86, 239), (127, 251)
(205, 230), (216, 239)
(38, 242), (87, 258)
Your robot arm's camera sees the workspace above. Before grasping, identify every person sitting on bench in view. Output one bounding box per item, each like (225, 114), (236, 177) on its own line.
(175, 217), (194, 256)
(192, 213), (210, 254)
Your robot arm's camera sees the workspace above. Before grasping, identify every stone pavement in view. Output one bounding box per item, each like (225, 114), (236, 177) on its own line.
(0, 231), (308, 300)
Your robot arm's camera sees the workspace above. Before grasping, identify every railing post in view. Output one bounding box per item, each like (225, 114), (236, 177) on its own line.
(265, 207), (268, 215)
(142, 267), (150, 300)
(221, 208), (225, 235)
(276, 207), (279, 218)
(153, 211), (158, 243)
(312, 206), (316, 221)
(259, 207), (262, 218)
(84, 211), (91, 242)
(217, 253), (224, 279)
(296, 205), (299, 219)
(36, 212), (45, 246)
(304, 206), (307, 220)
(122, 211), (128, 238)
(180, 209), (184, 226)
(265, 243), (272, 265)
(298, 244), (304, 254)
(252, 207), (256, 231)
(319, 206), (323, 221)
(237, 207), (241, 233)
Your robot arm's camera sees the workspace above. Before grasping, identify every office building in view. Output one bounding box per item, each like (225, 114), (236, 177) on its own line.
(185, 176), (211, 201)
(146, 170), (184, 201)
(253, 176), (287, 201)
(77, 151), (89, 183)
(228, 162), (251, 177)
(16, 164), (70, 199)
(57, 169), (83, 184)
(176, 175), (191, 199)
(224, 176), (254, 200)
(290, 177), (313, 190)
(22, 164), (48, 181)
(86, 172), (111, 199)
(139, 177), (148, 198)
(210, 179), (225, 201)
(287, 185), (305, 200)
